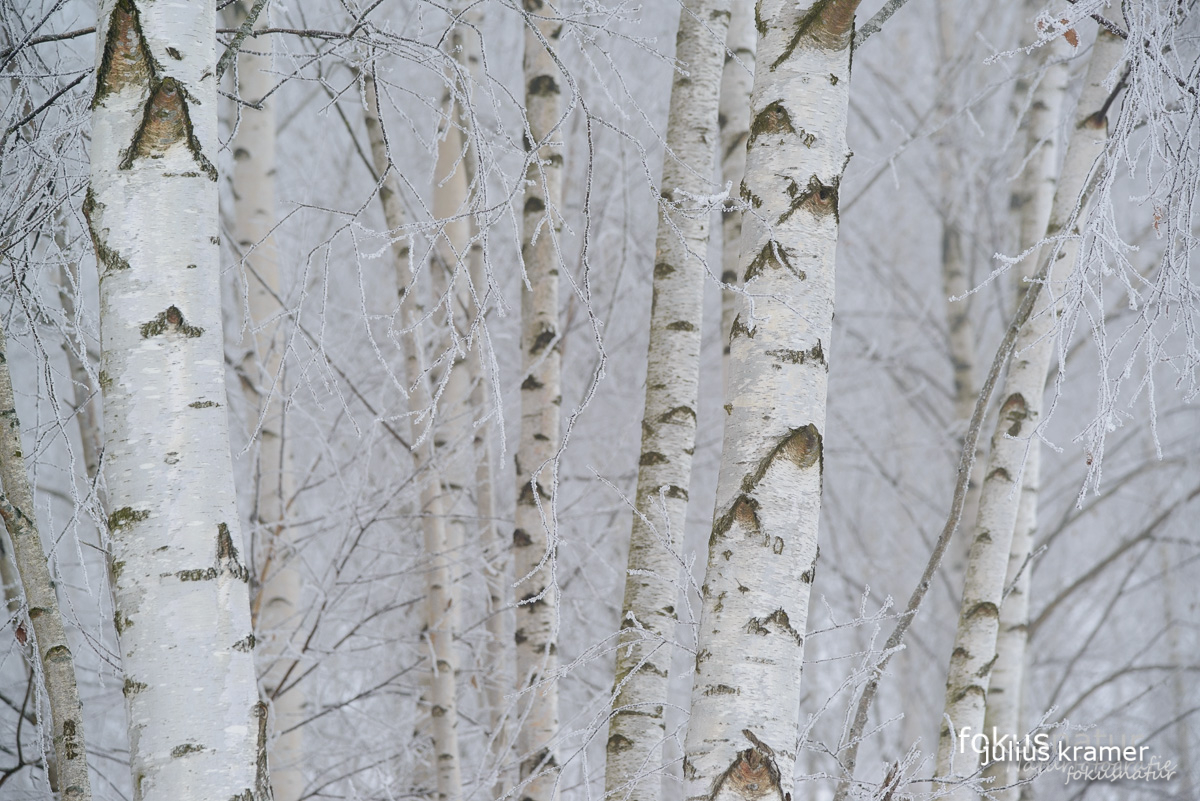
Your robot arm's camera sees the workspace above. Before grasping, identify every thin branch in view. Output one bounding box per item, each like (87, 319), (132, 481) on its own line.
(0, 26), (94, 60)
(0, 71), (91, 157)
(215, 0), (271, 81)
(853, 0), (914, 51)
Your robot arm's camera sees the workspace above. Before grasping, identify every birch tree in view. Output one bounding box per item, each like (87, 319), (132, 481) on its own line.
(86, 0), (271, 797)
(717, 0), (756, 370)
(227, 3), (306, 797)
(0, 327), (92, 801)
(935, 29), (1125, 798)
(683, 3), (860, 800)
(605, 4), (730, 800)
(363, 68), (464, 801)
(513, 6), (565, 801)
(978, 17), (1072, 799)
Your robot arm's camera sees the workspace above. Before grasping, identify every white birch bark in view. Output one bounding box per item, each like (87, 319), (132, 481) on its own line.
(363, 69), (464, 801)
(979, 24), (1071, 799)
(447, 20), (513, 794)
(718, 0), (756, 377)
(87, 1), (271, 799)
(605, 4), (731, 800)
(0, 327), (93, 801)
(933, 0), (987, 586)
(935, 30), (1124, 799)
(513, 7), (564, 801)
(227, 4), (306, 797)
(682, 3), (860, 800)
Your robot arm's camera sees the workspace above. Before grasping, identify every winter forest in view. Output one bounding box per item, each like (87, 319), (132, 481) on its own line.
(1, 0), (1198, 799)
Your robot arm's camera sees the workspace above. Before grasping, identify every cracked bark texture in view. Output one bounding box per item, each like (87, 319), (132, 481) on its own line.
(363, 70), (464, 801)
(682, 3), (859, 800)
(979, 15), (1071, 798)
(935, 31), (1124, 799)
(605, 3), (731, 801)
(88, 1), (269, 798)
(718, 0), (756, 380)
(0, 328), (93, 801)
(227, 2), (306, 797)
(513, 5), (564, 801)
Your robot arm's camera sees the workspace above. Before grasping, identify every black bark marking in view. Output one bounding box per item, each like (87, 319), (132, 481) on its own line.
(740, 180), (763, 208)
(746, 608), (804, 646)
(709, 733), (784, 801)
(232, 633), (256, 652)
(216, 522), (249, 582)
(93, 0), (152, 107)
(524, 196), (546, 214)
(773, 0), (858, 69)
(966, 601), (999, 620)
(530, 324), (556, 354)
(779, 175), (840, 226)
(745, 241), (804, 283)
(730, 313), (756, 341)
(607, 733), (633, 753)
(517, 479), (546, 506)
(712, 495), (761, 544)
(741, 424), (823, 497)
(748, 101), (795, 146)
(659, 405), (697, 425)
(528, 75), (560, 96)
(123, 77), (217, 180)
(639, 451), (668, 466)
(667, 320), (697, 331)
(976, 653), (999, 678)
(999, 392), (1028, 436)
(107, 506), (149, 530)
(140, 305), (203, 339)
(766, 342), (825, 366)
(83, 188), (131, 273)
(703, 683), (739, 696)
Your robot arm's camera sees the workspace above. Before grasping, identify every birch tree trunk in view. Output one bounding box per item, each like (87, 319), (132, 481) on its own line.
(935, 30), (1124, 799)
(605, 4), (730, 800)
(513, 7), (564, 801)
(682, 3), (860, 800)
(86, 1), (272, 798)
(363, 70), (464, 801)
(978, 24), (1071, 799)
(0, 327), (93, 801)
(445, 20), (513, 794)
(227, 4), (306, 797)
(934, 0), (979, 431)
(718, 0), (756, 376)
